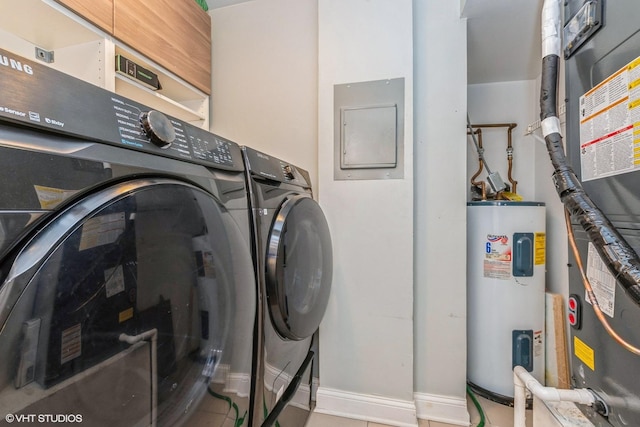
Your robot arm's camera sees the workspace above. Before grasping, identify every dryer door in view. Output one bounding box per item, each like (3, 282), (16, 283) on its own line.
(0, 178), (255, 427)
(265, 195), (333, 340)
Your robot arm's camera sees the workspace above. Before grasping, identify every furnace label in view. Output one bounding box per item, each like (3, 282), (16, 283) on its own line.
(585, 242), (616, 318)
(574, 336), (595, 371)
(579, 56), (640, 181)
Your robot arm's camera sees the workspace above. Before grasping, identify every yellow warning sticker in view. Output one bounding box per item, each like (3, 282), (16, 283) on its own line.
(574, 336), (595, 371)
(33, 185), (79, 209)
(534, 232), (546, 265)
(119, 307), (134, 323)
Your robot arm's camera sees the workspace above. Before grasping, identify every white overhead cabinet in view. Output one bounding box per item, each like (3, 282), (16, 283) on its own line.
(0, 0), (211, 128)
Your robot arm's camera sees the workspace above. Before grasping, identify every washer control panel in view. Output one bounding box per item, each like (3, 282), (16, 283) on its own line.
(0, 47), (242, 172)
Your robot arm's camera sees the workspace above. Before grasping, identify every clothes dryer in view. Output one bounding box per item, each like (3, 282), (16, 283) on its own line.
(242, 147), (332, 427)
(0, 48), (256, 427)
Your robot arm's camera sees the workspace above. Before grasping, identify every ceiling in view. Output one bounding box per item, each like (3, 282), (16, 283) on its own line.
(464, 0), (544, 84)
(207, 0), (544, 85)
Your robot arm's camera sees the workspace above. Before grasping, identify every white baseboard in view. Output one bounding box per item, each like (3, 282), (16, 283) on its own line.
(414, 392), (470, 426)
(264, 362), (312, 410)
(315, 387), (418, 427)
(210, 364), (252, 398)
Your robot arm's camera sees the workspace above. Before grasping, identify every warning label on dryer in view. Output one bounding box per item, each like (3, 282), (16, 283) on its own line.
(579, 55), (640, 181)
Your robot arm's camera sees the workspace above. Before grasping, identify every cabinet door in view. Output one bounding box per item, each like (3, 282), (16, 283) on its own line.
(55, 0), (114, 34)
(114, 0), (211, 95)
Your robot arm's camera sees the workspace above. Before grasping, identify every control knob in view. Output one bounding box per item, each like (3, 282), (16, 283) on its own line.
(140, 110), (175, 148)
(283, 165), (295, 180)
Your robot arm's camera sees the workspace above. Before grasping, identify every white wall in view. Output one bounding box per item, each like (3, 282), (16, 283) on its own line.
(316, 0), (416, 425)
(209, 0), (318, 189)
(412, 2), (470, 425)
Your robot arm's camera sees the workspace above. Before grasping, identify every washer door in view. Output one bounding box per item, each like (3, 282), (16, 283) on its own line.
(265, 195), (333, 340)
(0, 178), (254, 427)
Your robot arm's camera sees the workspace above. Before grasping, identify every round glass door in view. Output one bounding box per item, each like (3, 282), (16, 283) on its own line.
(265, 195), (333, 340)
(0, 178), (249, 427)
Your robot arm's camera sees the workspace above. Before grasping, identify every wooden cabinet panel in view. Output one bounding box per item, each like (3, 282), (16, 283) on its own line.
(114, 0), (211, 95)
(55, 0), (114, 34)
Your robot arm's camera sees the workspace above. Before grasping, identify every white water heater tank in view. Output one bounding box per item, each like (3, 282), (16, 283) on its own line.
(467, 201), (546, 402)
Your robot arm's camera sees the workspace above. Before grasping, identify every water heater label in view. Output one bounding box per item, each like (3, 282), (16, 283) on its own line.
(585, 243), (616, 317)
(534, 330), (543, 358)
(483, 234), (511, 280)
(578, 55), (640, 182)
(534, 232), (546, 265)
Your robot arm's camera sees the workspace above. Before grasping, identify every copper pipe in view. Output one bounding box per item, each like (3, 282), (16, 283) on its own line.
(564, 209), (640, 355)
(469, 123), (518, 193)
(467, 128), (487, 200)
(506, 123), (518, 193)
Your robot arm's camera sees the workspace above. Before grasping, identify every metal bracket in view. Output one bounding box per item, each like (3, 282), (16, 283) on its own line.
(563, 0), (603, 59)
(35, 47), (54, 64)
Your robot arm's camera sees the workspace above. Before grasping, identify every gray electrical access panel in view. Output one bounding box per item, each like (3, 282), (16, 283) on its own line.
(334, 78), (404, 180)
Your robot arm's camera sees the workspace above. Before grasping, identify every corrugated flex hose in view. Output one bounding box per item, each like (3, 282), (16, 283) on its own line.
(540, 0), (640, 354)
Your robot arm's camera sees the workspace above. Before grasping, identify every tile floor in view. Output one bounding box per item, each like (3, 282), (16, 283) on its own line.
(191, 384), (532, 427)
(306, 394), (533, 427)
(306, 412), (452, 427)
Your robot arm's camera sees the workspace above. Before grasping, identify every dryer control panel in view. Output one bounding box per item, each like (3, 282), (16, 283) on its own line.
(0, 48), (243, 172)
(243, 146), (312, 189)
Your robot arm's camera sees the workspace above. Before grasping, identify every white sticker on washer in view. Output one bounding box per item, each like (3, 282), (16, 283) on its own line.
(585, 242), (616, 317)
(79, 212), (125, 251)
(105, 265), (125, 298)
(60, 324), (82, 364)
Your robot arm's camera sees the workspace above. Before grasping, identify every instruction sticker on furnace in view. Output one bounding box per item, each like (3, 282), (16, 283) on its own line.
(483, 234), (512, 280)
(579, 55), (640, 181)
(586, 242), (616, 317)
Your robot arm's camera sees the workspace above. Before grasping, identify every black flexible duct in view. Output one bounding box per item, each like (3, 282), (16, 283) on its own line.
(541, 49), (640, 305)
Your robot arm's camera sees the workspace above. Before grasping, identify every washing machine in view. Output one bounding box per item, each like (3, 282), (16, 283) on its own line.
(242, 147), (332, 427)
(0, 47), (257, 427)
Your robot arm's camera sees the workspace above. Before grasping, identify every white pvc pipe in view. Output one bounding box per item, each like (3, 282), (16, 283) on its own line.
(513, 366), (596, 427)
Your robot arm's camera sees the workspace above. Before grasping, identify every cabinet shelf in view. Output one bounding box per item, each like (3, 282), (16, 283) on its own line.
(0, 0), (209, 128)
(115, 74), (207, 125)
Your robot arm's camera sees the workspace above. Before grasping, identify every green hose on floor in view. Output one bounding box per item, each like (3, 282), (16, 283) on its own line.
(207, 387), (247, 427)
(466, 385), (486, 427)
